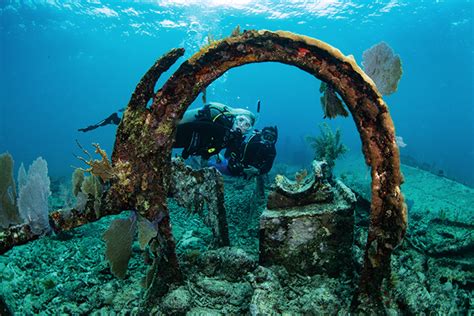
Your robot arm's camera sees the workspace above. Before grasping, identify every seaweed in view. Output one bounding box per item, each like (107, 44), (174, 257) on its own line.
(306, 123), (348, 171)
(319, 82), (349, 119)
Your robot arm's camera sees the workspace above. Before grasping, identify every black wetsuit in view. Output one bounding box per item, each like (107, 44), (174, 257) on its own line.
(227, 128), (277, 177)
(174, 104), (243, 160)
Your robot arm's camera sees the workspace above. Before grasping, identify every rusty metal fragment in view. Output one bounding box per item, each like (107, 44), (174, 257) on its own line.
(0, 204), (123, 254)
(49, 205), (121, 232)
(0, 223), (39, 254)
(145, 30), (406, 308)
(260, 176), (356, 276)
(267, 160), (334, 209)
(129, 48), (185, 110)
(169, 158), (230, 247)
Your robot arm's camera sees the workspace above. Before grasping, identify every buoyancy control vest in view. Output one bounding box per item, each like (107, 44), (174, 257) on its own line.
(174, 104), (243, 160)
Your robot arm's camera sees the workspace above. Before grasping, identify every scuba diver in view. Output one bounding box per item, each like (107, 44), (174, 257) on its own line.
(78, 108), (124, 132)
(174, 102), (256, 160)
(210, 126), (278, 178)
(78, 102), (257, 161)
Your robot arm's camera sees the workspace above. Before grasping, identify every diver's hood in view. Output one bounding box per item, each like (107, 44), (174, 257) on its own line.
(262, 126), (278, 144)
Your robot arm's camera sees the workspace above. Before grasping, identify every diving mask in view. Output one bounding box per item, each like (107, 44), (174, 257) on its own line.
(233, 115), (253, 134)
(262, 132), (276, 144)
(262, 126), (278, 144)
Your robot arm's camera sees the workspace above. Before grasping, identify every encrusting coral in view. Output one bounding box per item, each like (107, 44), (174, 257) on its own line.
(362, 41), (403, 96)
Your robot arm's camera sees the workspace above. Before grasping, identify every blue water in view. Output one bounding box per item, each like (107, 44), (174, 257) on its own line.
(1, 0), (473, 186)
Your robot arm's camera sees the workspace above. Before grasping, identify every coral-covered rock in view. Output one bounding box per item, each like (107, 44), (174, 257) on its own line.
(197, 247), (258, 281)
(161, 286), (192, 314)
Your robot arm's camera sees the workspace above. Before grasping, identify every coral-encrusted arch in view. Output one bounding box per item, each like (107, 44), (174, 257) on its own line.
(111, 30), (407, 308)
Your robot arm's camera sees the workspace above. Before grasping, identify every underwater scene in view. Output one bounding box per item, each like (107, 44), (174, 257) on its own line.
(0, 0), (473, 314)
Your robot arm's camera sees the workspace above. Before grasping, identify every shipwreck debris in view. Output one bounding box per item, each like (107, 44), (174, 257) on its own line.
(1, 30), (407, 311)
(169, 157), (230, 248)
(267, 160), (334, 209)
(260, 160), (356, 276)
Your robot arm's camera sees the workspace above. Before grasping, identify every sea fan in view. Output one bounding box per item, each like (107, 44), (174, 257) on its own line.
(362, 42), (402, 96)
(17, 157), (51, 235)
(103, 217), (137, 279)
(103, 213), (157, 278)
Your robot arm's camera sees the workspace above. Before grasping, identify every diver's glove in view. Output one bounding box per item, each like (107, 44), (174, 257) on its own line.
(242, 166), (260, 179)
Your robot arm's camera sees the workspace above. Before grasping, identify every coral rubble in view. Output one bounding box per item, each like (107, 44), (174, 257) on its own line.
(1, 166), (469, 313)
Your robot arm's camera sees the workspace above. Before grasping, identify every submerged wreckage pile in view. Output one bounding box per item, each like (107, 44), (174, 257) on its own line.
(1, 29), (407, 313)
(260, 160), (356, 276)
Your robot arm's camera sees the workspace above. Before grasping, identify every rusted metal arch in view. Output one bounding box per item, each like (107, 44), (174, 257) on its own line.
(110, 30), (407, 307)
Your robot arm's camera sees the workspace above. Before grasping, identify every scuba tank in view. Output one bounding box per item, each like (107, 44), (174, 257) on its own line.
(195, 102), (234, 128)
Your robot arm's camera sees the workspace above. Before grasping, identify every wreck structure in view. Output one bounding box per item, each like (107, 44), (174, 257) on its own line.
(260, 160), (357, 276)
(0, 30), (407, 311)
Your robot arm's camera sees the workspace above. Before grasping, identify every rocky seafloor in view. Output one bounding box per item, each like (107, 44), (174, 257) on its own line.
(0, 163), (472, 314)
